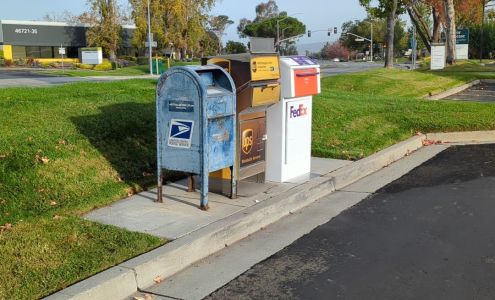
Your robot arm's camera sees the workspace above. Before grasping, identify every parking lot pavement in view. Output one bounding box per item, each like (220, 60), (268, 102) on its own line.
(207, 144), (495, 300)
(445, 81), (495, 103)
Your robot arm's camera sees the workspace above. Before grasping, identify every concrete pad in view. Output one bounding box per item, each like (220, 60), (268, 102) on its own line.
(85, 178), (290, 240)
(137, 191), (369, 300)
(311, 157), (352, 176)
(85, 159), (329, 240)
(119, 176), (336, 290)
(341, 145), (449, 194)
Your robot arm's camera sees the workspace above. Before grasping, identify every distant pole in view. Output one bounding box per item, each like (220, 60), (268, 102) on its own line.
(370, 22), (373, 62)
(276, 19), (280, 53)
(412, 25), (417, 69)
(61, 44), (64, 74)
(480, 1), (486, 63)
(147, 0), (153, 75)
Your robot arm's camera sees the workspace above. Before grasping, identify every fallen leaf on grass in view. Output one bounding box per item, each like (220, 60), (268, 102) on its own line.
(58, 139), (67, 145)
(0, 223), (12, 233)
(53, 215), (62, 220)
(49, 201), (57, 206)
(0, 154), (6, 160)
(41, 157), (50, 164)
(153, 276), (162, 283)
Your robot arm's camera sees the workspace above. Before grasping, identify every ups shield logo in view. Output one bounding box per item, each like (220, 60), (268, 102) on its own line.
(242, 129), (254, 155)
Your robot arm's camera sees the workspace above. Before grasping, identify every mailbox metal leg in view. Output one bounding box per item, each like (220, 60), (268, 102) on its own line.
(187, 174), (196, 192)
(156, 171), (163, 203)
(200, 172), (209, 210)
(230, 166), (237, 199)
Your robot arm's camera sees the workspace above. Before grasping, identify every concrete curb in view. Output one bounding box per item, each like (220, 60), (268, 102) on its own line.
(426, 130), (495, 144)
(45, 267), (137, 300)
(46, 131), (495, 300)
(325, 135), (425, 190)
(426, 80), (480, 100)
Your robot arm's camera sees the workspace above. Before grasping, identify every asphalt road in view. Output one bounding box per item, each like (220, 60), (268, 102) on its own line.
(0, 61), (379, 87)
(0, 69), (155, 88)
(207, 144), (495, 300)
(319, 61), (382, 77)
(446, 82), (495, 103)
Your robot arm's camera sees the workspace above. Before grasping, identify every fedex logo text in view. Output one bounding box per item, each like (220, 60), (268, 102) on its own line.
(289, 104), (308, 118)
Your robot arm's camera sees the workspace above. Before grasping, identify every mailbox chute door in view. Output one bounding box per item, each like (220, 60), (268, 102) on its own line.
(293, 68), (320, 97)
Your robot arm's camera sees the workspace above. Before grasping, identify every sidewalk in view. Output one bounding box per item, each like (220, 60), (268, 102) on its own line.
(85, 158), (351, 240)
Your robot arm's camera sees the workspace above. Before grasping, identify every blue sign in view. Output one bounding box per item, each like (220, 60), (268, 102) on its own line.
(168, 119), (194, 148)
(456, 29), (469, 45)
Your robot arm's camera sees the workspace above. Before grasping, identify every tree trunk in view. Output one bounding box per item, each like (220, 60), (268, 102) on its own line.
(432, 7), (442, 43)
(407, 6), (431, 53)
(444, 0), (456, 64)
(385, 0), (398, 68)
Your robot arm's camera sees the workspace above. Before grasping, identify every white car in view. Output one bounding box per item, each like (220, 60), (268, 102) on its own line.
(333, 58), (340, 62)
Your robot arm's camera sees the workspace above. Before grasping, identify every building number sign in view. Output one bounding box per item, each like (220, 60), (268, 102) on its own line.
(14, 28), (38, 34)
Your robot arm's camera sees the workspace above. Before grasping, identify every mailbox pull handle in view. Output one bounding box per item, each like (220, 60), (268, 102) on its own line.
(296, 72), (320, 77)
(254, 83), (279, 89)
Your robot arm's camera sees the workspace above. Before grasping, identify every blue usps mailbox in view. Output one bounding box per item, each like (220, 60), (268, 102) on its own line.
(156, 65), (237, 210)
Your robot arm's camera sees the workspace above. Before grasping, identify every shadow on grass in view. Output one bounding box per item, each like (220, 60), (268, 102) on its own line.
(71, 102), (181, 190)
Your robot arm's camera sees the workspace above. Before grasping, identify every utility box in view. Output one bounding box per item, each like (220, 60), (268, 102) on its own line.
(156, 65), (237, 210)
(266, 56), (321, 182)
(202, 53), (281, 185)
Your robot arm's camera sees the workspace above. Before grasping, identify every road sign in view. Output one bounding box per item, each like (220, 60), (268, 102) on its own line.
(58, 47), (66, 55)
(355, 38), (365, 42)
(456, 29), (469, 44)
(145, 41), (158, 48)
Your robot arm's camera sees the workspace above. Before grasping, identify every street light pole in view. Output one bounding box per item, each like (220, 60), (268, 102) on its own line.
(370, 22), (373, 62)
(276, 13), (302, 53)
(363, 21), (373, 62)
(147, 0), (153, 75)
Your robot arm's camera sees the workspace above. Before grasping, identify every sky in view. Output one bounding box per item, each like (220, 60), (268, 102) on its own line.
(0, 0), (368, 45)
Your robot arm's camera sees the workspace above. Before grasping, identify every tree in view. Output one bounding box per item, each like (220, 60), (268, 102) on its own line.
(322, 42), (350, 60)
(237, 18), (252, 38)
(129, 0), (215, 59)
(199, 30), (220, 56)
(209, 15), (234, 53)
(444, 0), (457, 64)
(406, 0), (484, 55)
(238, 0), (306, 48)
(86, 0), (122, 61)
(254, 0), (279, 21)
(225, 41), (247, 54)
(360, 0), (406, 68)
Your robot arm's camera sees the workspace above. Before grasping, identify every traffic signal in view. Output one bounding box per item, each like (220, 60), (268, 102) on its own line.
(328, 29), (331, 36)
(308, 30), (311, 37)
(334, 27), (338, 34)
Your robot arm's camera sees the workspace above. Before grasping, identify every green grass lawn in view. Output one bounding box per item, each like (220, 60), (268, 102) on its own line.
(0, 80), (165, 299)
(36, 61), (200, 77)
(2, 66), (495, 298)
(312, 68), (495, 159)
